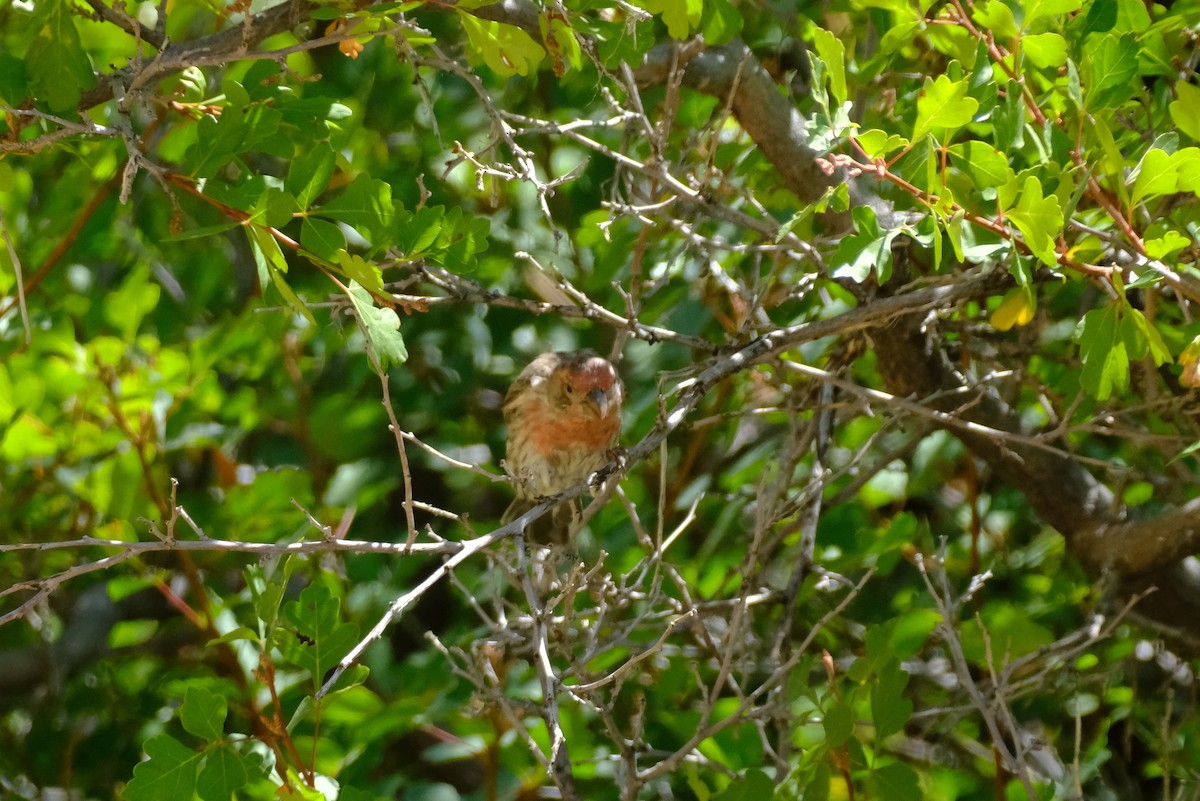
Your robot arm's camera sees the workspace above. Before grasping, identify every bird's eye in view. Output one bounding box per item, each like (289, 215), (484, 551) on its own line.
(564, 385), (574, 394)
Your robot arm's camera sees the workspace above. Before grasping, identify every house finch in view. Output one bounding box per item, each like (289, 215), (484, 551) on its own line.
(502, 350), (624, 544)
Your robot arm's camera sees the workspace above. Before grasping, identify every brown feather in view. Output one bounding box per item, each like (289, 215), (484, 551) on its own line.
(501, 350), (623, 544)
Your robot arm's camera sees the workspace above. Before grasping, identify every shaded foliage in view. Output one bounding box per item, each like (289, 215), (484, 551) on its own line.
(2, 0), (1200, 800)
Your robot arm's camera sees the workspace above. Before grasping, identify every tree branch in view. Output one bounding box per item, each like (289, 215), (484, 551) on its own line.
(628, 35), (1200, 641)
(870, 294), (1200, 639)
(634, 41), (890, 226)
(81, 0), (166, 50)
(75, 0), (315, 112)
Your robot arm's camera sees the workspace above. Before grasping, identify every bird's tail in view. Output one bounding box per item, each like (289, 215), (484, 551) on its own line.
(502, 497), (578, 545)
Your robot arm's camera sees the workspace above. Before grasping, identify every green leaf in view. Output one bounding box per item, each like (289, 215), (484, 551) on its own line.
(1022, 32), (1066, 69)
(103, 266), (161, 341)
(239, 102), (283, 155)
(1077, 305), (1128, 400)
(287, 143), (337, 210)
(347, 282), (408, 370)
(889, 609), (942, 659)
(1089, 114), (1127, 179)
(252, 189), (296, 230)
(458, 13), (547, 76)
(0, 53), (29, 105)
(1130, 148), (1177, 206)
(1, 414), (59, 461)
(948, 141), (1013, 189)
(856, 129), (909, 159)
(812, 28), (847, 105)
(1006, 176), (1063, 267)
(205, 174), (269, 214)
(1127, 306), (1172, 365)
(687, 769), (713, 801)
(1081, 0), (1117, 35)
(1113, 0), (1150, 32)
(832, 206), (901, 283)
(712, 768), (775, 800)
(124, 735), (203, 801)
(944, 211), (967, 262)
(1085, 34), (1138, 109)
(246, 559), (298, 634)
(972, 1), (1018, 38)
(870, 762), (921, 801)
(1144, 229), (1190, 260)
(197, 746), (259, 801)
(339, 787), (390, 801)
(913, 75), (979, 140)
(1024, 0), (1082, 27)
(804, 764), (832, 801)
(871, 660), (913, 741)
(208, 626), (259, 646)
(25, 0), (96, 112)
(300, 217), (346, 261)
(638, 0), (703, 39)
(438, 214), (491, 270)
(1066, 58), (1084, 107)
(181, 686), (227, 741)
(1170, 82), (1200, 143)
(864, 618), (897, 664)
(186, 96), (249, 177)
(963, 603), (1057, 665)
(777, 184), (848, 241)
(277, 775), (327, 800)
(395, 206), (445, 255)
(279, 583), (361, 682)
(547, 17), (584, 71)
(879, 20), (923, 55)
(1173, 148), (1200, 192)
(700, 0), (742, 45)
(320, 174), (396, 247)
(992, 80), (1026, 150)
(247, 226), (316, 325)
(336, 252), (384, 294)
(177, 66), (207, 102)
(823, 700), (854, 748)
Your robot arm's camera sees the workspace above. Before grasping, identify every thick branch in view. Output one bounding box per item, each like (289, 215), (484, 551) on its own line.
(871, 308), (1200, 638)
(871, 314), (1114, 536)
(634, 41), (889, 224)
(635, 42), (823, 203)
(1083, 499), (1200, 576)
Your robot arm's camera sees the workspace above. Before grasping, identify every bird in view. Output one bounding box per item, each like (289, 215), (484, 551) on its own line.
(501, 349), (624, 544)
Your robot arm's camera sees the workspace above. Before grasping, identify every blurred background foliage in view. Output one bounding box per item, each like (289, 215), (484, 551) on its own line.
(2, 0), (1200, 799)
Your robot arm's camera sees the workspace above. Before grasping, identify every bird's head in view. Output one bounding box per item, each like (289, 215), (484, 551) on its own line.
(551, 351), (622, 421)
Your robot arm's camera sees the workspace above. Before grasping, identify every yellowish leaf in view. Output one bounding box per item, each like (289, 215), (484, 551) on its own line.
(992, 288), (1036, 331)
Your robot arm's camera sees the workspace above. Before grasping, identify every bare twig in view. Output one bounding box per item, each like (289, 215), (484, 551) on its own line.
(0, 209), (30, 344)
(636, 570), (875, 782)
(915, 552), (1038, 798)
(0, 108), (119, 154)
(316, 524), (508, 699)
(569, 609), (697, 693)
(516, 537), (578, 800)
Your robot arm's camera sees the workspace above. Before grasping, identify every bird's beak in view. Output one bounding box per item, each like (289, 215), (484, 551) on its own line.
(587, 387), (610, 418)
